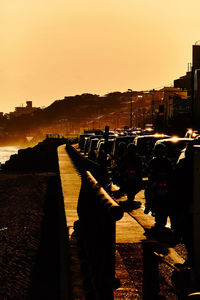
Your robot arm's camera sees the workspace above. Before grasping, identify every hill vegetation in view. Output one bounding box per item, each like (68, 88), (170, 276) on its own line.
(0, 92), (131, 144)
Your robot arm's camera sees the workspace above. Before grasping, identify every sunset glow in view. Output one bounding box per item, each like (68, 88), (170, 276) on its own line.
(1, 0), (200, 112)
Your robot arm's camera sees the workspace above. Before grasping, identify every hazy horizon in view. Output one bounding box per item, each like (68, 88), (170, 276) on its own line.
(1, 0), (200, 113)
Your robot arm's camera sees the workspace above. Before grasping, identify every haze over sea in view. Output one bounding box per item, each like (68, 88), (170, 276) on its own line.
(0, 146), (19, 164)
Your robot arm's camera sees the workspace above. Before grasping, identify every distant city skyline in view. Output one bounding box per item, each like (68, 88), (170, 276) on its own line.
(1, 0), (200, 113)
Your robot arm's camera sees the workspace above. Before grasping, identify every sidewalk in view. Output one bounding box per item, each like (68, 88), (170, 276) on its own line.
(58, 145), (185, 299)
(58, 145), (85, 299)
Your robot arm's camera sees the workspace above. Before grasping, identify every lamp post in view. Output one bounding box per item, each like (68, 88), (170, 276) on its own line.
(128, 89), (133, 128)
(137, 95), (143, 127)
(151, 93), (154, 124)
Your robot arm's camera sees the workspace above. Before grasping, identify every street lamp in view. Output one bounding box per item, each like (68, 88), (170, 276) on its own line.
(151, 93), (154, 124)
(137, 95), (143, 127)
(128, 89), (133, 128)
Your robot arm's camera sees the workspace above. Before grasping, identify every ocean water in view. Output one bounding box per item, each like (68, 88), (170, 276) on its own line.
(0, 146), (19, 164)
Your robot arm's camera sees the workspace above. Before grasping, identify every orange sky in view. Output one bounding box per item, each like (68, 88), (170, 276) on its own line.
(1, 0), (200, 113)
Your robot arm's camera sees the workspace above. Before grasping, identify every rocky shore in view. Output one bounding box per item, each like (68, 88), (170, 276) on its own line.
(2, 138), (67, 173)
(0, 138), (68, 300)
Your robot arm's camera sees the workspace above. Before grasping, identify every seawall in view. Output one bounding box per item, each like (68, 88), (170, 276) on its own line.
(0, 138), (73, 300)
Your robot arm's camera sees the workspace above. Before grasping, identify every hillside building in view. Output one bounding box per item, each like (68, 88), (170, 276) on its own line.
(174, 41), (200, 127)
(134, 87), (188, 127)
(193, 43), (200, 125)
(9, 101), (38, 118)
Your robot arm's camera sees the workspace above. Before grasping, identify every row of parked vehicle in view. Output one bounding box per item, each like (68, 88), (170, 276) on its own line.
(78, 131), (135, 163)
(78, 128), (200, 175)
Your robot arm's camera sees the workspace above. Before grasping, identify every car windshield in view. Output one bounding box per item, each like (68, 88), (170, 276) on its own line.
(113, 136), (136, 156)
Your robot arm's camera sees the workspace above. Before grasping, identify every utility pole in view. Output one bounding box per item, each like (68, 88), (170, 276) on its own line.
(151, 93), (154, 124)
(128, 89), (133, 128)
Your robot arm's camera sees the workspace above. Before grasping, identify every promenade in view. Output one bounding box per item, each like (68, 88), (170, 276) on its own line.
(1, 138), (194, 299)
(58, 144), (186, 299)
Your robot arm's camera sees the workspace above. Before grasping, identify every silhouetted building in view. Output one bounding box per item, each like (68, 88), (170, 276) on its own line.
(162, 87), (188, 123)
(174, 42), (200, 127)
(174, 71), (192, 95)
(193, 43), (200, 69)
(193, 42), (200, 126)
(166, 95), (192, 119)
(9, 101), (38, 118)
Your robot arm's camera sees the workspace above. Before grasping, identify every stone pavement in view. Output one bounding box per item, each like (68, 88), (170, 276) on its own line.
(58, 145), (184, 299)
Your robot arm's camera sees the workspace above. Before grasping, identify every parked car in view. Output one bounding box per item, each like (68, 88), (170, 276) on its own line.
(88, 137), (101, 160)
(153, 137), (194, 166)
(185, 128), (199, 138)
(111, 135), (137, 158)
(176, 138), (200, 163)
(134, 134), (170, 174)
(78, 133), (95, 151)
(94, 138), (115, 163)
(83, 135), (102, 155)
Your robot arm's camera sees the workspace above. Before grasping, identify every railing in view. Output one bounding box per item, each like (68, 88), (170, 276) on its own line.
(74, 171), (123, 299)
(66, 142), (109, 187)
(65, 142), (200, 298)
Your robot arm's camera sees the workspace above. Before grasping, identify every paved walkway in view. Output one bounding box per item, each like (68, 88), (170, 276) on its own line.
(58, 144), (185, 299)
(58, 145), (149, 299)
(58, 145), (85, 299)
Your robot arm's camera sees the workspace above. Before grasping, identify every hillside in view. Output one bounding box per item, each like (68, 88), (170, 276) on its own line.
(0, 92), (132, 144)
(42, 92), (129, 121)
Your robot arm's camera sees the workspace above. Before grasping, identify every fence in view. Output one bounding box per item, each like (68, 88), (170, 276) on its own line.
(74, 171), (123, 300)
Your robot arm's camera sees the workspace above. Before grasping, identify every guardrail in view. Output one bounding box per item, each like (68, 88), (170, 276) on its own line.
(66, 142), (109, 187)
(74, 171), (123, 299)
